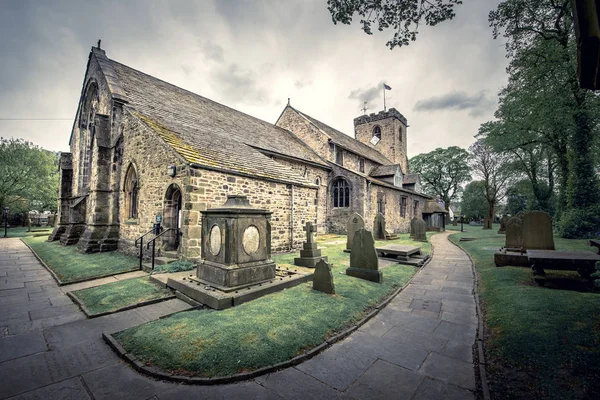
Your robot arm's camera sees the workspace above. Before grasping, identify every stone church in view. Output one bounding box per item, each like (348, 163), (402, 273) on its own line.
(49, 45), (443, 259)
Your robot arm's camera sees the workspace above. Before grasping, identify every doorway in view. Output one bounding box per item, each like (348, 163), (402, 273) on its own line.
(163, 184), (182, 250)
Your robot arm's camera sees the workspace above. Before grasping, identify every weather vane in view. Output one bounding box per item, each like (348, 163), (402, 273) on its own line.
(362, 102), (368, 115)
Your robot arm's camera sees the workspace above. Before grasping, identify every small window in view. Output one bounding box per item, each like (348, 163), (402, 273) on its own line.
(336, 148), (343, 165)
(413, 200), (419, 217)
(359, 158), (365, 173)
(399, 127), (403, 142)
(332, 178), (350, 208)
(377, 193), (385, 215)
(400, 197), (407, 218)
(372, 126), (381, 139)
(124, 164), (139, 219)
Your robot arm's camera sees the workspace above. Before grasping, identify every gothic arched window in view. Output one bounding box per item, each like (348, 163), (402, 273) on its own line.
(332, 178), (350, 208)
(124, 164), (139, 219)
(372, 126), (382, 139)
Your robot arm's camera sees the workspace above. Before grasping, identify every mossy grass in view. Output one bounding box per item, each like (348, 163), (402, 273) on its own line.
(114, 233), (429, 377)
(449, 225), (600, 399)
(23, 235), (139, 284)
(4, 226), (53, 238)
(71, 277), (173, 316)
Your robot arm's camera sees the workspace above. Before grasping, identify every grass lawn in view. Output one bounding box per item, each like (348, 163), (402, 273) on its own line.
(23, 235), (139, 284)
(3, 226), (53, 238)
(448, 225), (600, 399)
(71, 277), (173, 317)
(114, 233), (431, 377)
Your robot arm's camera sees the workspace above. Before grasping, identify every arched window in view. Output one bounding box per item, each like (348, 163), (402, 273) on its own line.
(372, 126), (381, 139)
(79, 82), (99, 191)
(332, 178), (350, 208)
(124, 164), (139, 219)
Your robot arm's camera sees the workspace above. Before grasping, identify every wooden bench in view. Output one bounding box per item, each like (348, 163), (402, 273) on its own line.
(588, 239), (600, 255)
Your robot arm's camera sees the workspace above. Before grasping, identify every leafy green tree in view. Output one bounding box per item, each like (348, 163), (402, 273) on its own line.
(469, 139), (513, 221)
(326, 0), (463, 49)
(461, 180), (488, 220)
(506, 179), (532, 215)
(0, 138), (58, 221)
(409, 146), (471, 209)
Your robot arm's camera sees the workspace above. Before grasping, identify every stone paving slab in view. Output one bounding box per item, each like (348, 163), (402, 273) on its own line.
(0, 232), (478, 399)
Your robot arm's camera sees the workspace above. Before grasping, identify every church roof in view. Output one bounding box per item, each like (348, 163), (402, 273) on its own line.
(285, 106), (392, 165)
(369, 164), (402, 177)
(403, 173), (420, 184)
(92, 49), (328, 186)
(423, 200), (448, 214)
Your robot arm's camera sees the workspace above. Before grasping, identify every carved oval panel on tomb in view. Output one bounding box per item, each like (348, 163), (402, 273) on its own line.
(243, 225), (260, 255)
(209, 224), (221, 256)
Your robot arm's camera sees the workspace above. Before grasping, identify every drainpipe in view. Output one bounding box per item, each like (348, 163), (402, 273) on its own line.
(290, 184), (295, 250)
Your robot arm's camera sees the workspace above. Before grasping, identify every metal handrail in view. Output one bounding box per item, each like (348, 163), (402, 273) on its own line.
(145, 228), (179, 271)
(134, 229), (155, 270)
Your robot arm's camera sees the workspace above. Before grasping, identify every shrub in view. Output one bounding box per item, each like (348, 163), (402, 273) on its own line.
(558, 205), (600, 239)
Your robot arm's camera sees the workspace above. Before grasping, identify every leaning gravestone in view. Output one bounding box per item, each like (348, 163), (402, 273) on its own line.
(505, 216), (523, 248)
(409, 217), (419, 238)
(345, 213), (364, 253)
(313, 259), (335, 294)
(373, 213), (386, 240)
(412, 219), (427, 242)
(498, 215), (508, 234)
(346, 228), (382, 283)
(294, 222), (328, 268)
(522, 211), (555, 250)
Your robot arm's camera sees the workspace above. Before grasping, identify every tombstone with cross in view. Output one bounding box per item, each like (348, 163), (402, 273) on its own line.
(294, 221), (328, 268)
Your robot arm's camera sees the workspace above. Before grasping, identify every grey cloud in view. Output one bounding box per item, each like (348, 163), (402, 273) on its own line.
(294, 79), (312, 89)
(413, 91), (496, 117)
(348, 81), (386, 108)
(211, 64), (269, 105)
(200, 41), (224, 63)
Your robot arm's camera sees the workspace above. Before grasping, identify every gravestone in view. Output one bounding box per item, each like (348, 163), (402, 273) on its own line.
(409, 217), (418, 238)
(47, 214), (56, 227)
(522, 211), (555, 250)
(412, 219), (427, 242)
(26, 218), (31, 232)
(505, 216), (523, 248)
(452, 220), (457, 226)
(294, 221), (328, 268)
(346, 228), (382, 283)
(313, 259), (335, 294)
(498, 215), (508, 234)
(483, 218), (493, 229)
(345, 213), (364, 253)
(373, 213), (386, 240)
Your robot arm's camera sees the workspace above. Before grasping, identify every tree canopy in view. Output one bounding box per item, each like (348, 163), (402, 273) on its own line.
(409, 146), (471, 209)
(461, 180), (488, 220)
(327, 0), (463, 49)
(0, 138), (58, 216)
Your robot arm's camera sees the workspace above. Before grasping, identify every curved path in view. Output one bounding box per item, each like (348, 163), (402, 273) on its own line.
(0, 232), (477, 399)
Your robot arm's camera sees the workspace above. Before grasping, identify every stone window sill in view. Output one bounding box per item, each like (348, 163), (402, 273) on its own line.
(124, 219), (139, 225)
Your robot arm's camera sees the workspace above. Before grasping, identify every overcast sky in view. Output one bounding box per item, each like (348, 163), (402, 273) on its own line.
(0, 0), (507, 158)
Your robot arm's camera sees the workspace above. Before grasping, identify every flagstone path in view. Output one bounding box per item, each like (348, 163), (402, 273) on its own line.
(0, 232), (478, 399)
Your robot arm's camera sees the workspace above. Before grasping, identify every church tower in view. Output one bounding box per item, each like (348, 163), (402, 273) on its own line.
(354, 108), (409, 174)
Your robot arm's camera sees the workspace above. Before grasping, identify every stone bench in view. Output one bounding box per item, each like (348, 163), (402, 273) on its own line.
(527, 250), (600, 279)
(588, 239), (600, 255)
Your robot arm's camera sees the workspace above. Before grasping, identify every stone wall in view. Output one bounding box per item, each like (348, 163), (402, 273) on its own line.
(327, 166), (367, 233)
(365, 183), (422, 234)
(276, 107), (331, 162)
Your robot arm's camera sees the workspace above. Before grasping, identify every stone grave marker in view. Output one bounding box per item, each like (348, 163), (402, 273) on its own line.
(498, 215), (508, 234)
(483, 218), (493, 229)
(26, 218), (31, 232)
(345, 213), (364, 253)
(412, 219), (427, 242)
(313, 258), (335, 294)
(47, 214), (56, 227)
(346, 228), (382, 283)
(409, 217), (418, 238)
(294, 221), (328, 268)
(522, 211), (555, 250)
(373, 212), (386, 240)
(505, 216), (523, 248)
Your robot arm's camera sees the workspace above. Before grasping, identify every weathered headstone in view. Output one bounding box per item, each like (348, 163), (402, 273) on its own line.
(412, 219), (427, 242)
(505, 216), (523, 248)
(522, 211), (555, 250)
(452, 220), (457, 226)
(313, 259), (335, 294)
(483, 218), (493, 230)
(498, 215), (508, 234)
(346, 228), (382, 283)
(345, 213), (364, 252)
(409, 217), (418, 238)
(294, 221), (328, 268)
(47, 214), (56, 227)
(373, 213), (386, 240)
(26, 218), (32, 232)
